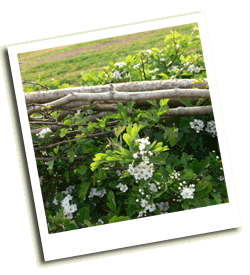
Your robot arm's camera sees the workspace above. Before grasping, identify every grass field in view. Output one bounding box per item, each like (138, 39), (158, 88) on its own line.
(18, 22), (199, 91)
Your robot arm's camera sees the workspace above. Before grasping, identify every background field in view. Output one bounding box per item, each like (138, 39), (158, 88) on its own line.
(18, 23), (199, 91)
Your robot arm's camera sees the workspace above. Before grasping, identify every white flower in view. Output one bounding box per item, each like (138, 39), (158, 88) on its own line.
(120, 184), (128, 193)
(190, 119), (204, 133)
(151, 76), (156, 80)
(205, 121), (217, 137)
(97, 189), (106, 198)
(181, 187), (195, 199)
(111, 70), (122, 79)
(116, 170), (122, 177)
(140, 199), (149, 208)
(114, 61), (126, 68)
(133, 153), (138, 159)
(53, 197), (58, 205)
(149, 183), (158, 193)
(133, 63), (140, 69)
(61, 197), (70, 208)
(160, 58), (165, 62)
(156, 202), (169, 212)
(39, 176), (43, 185)
(36, 128), (52, 138)
(148, 203), (156, 212)
(146, 49), (152, 54)
(65, 213), (73, 219)
(142, 155), (149, 164)
(98, 218), (104, 224)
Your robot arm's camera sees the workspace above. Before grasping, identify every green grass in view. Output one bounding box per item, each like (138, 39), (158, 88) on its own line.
(18, 22), (199, 89)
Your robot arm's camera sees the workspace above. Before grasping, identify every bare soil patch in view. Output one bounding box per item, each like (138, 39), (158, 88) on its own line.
(20, 33), (149, 69)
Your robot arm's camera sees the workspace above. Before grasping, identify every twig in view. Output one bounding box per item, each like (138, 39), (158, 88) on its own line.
(22, 81), (49, 90)
(34, 130), (114, 151)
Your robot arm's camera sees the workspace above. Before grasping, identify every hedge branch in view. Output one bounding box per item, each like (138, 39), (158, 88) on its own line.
(34, 130), (114, 151)
(25, 78), (208, 104)
(27, 88), (210, 115)
(36, 155), (90, 162)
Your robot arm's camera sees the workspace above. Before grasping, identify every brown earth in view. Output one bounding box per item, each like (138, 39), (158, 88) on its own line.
(19, 32), (152, 69)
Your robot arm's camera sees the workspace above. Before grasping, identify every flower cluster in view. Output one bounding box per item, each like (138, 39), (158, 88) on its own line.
(149, 68), (159, 74)
(62, 185), (75, 195)
(36, 127), (51, 138)
(190, 119), (217, 136)
(127, 137), (155, 181)
(61, 194), (77, 219)
(128, 162), (154, 181)
(190, 119), (205, 133)
(141, 49), (152, 55)
(167, 65), (178, 72)
(138, 199), (156, 217)
(177, 181), (195, 200)
(89, 188), (106, 198)
(169, 170), (181, 180)
(133, 63), (140, 69)
(111, 70), (122, 79)
(205, 120), (217, 137)
(116, 183), (128, 192)
(114, 61), (126, 68)
(187, 64), (200, 73)
(156, 201), (169, 212)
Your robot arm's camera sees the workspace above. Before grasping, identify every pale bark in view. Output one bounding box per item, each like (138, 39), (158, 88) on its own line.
(27, 88), (210, 115)
(25, 79), (208, 104)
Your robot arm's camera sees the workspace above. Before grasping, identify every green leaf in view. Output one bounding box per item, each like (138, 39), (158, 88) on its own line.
(79, 182), (91, 199)
(157, 105), (169, 116)
(211, 193), (222, 204)
(147, 99), (158, 107)
(84, 219), (93, 227)
(77, 165), (88, 176)
(96, 169), (107, 180)
(60, 128), (69, 138)
(107, 191), (117, 213)
(68, 150), (75, 162)
(63, 219), (77, 231)
(195, 182), (212, 198)
(160, 98), (170, 107)
(56, 208), (64, 219)
(181, 199), (190, 210)
(177, 98), (191, 107)
(127, 101), (135, 111)
(77, 207), (90, 223)
(53, 145), (60, 155)
(182, 172), (196, 180)
(108, 215), (130, 224)
(63, 170), (70, 183)
(181, 152), (193, 167)
(164, 127), (178, 145)
(195, 181), (210, 192)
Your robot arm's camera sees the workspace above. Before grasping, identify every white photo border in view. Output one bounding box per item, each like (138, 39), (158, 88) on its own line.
(8, 12), (241, 262)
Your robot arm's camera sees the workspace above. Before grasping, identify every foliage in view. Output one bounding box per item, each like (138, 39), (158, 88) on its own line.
(20, 23), (200, 91)
(31, 27), (228, 234)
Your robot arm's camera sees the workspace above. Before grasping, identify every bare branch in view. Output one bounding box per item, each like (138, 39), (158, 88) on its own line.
(22, 81), (49, 90)
(27, 88), (210, 115)
(34, 130), (114, 151)
(25, 79), (208, 104)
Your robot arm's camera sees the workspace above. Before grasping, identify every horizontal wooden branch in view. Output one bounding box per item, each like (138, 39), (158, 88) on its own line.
(36, 155), (89, 162)
(25, 79), (208, 104)
(27, 88), (210, 115)
(166, 105), (212, 116)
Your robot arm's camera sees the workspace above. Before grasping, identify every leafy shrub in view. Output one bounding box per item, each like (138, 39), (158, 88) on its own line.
(31, 27), (228, 233)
